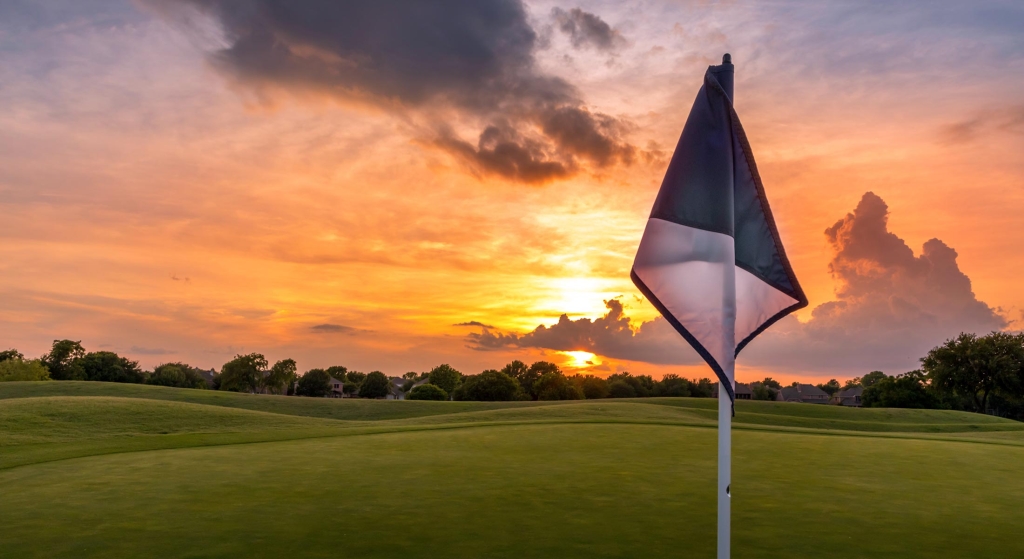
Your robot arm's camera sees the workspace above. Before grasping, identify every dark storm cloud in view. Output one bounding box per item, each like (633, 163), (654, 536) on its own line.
(551, 7), (628, 51)
(472, 193), (1006, 375)
(146, 0), (636, 183)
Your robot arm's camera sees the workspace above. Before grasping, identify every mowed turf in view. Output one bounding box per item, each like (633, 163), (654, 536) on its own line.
(1, 382), (1023, 558)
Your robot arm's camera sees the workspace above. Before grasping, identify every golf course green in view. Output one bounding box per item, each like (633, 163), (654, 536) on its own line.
(2, 382), (1023, 558)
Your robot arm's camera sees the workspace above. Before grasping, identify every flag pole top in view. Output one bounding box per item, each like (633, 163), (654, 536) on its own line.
(722, 53), (732, 65)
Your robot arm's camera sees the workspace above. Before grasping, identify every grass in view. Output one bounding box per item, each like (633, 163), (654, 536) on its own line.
(1, 381), (1022, 558)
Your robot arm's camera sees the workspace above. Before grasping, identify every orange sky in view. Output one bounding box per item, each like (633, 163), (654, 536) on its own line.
(1, 0), (1022, 384)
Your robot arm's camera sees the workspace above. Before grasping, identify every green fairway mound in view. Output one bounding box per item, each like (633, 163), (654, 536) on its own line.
(1, 423), (1022, 559)
(0, 396), (342, 446)
(2, 382), (1024, 557)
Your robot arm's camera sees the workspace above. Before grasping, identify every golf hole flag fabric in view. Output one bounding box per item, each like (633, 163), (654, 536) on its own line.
(631, 59), (807, 402)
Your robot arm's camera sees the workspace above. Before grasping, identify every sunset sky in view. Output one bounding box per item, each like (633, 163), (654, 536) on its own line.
(2, 0), (1023, 383)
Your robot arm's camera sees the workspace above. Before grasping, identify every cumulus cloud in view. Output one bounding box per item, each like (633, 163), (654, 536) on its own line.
(467, 299), (700, 365)
(146, 0), (637, 183)
(551, 7), (628, 51)
(744, 192), (1006, 373)
(470, 192), (1006, 375)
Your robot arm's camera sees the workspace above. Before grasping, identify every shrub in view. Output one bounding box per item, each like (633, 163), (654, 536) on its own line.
(408, 383), (449, 401)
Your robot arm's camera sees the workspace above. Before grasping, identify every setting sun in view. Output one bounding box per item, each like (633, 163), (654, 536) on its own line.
(561, 351), (600, 369)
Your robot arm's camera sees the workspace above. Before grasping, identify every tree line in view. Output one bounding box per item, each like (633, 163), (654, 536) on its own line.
(741, 332), (1024, 420)
(0, 340), (718, 402)
(3, 331), (1023, 418)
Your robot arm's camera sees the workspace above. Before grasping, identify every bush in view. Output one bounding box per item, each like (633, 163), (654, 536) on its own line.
(296, 368), (332, 397)
(0, 359), (51, 382)
(453, 370), (520, 401)
(408, 383), (449, 401)
(360, 371), (391, 399)
(147, 362), (207, 389)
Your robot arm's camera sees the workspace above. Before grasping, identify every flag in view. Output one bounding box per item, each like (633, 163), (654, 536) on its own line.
(630, 57), (807, 402)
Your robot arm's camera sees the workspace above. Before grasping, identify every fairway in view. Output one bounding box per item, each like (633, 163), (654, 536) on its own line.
(2, 383), (1023, 558)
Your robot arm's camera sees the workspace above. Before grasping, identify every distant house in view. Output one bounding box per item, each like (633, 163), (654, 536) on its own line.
(389, 377), (429, 400)
(712, 383), (752, 400)
(387, 377), (406, 400)
(777, 384), (830, 404)
(831, 386), (864, 407)
(330, 377), (345, 398)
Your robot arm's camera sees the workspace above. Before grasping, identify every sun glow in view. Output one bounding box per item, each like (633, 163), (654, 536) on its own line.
(561, 350), (599, 369)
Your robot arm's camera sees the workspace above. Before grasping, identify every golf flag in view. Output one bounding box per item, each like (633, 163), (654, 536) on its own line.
(630, 56), (807, 402)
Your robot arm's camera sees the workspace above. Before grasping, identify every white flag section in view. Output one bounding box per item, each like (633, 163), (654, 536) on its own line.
(630, 55), (807, 559)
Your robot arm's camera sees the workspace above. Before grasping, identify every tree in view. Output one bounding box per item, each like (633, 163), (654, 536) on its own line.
(856, 370), (888, 387)
(41, 340), (86, 380)
(923, 332), (1024, 413)
(511, 361), (559, 399)
(576, 375), (610, 399)
(751, 379), (778, 401)
(691, 378), (715, 398)
(266, 359), (298, 395)
(408, 383), (449, 401)
(533, 372), (582, 400)
(147, 362), (207, 389)
(453, 370), (520, 401)
(326, 366), (348, 382)
(346, 371), (367, 384)
(360, 371), (391, 399)
(607, 380), (636, 398)
(219, 353), (268, 393)
(0, 349), (24, 363)
(656, 374), (690, 397)
(0, 359), (50, 382)
(862, 370), (937, 409)
(607, 372), (656, 398)
(816, 379), (841, 397)
(78, 351), (145, 383)
(428, 364), (462, 396)
(296, 368), (332, 397)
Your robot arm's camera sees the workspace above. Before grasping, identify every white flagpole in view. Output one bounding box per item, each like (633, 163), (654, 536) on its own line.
(718, 375), (732, 559)
(718, 52), (735, 559)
